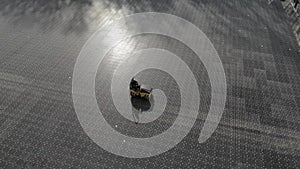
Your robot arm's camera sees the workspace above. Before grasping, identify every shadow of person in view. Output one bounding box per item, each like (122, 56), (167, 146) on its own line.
(130, 97), (151, 124)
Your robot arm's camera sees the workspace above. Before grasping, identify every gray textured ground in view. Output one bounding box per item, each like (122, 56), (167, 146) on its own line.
(0, 0), (300, 168)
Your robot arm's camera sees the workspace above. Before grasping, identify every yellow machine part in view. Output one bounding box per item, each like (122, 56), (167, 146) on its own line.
(140, 92), (149, 98)
(130, 89), (150, 98)
(130, 89), (139, 96)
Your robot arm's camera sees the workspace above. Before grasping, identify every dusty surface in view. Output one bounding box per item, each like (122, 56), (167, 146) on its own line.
(0, 0), (299, 168)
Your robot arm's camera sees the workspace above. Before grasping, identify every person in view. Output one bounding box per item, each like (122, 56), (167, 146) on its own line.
(130, 78), (140, 91)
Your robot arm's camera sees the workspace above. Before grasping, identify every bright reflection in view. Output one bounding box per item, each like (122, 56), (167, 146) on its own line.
(86, 1), (136, 63)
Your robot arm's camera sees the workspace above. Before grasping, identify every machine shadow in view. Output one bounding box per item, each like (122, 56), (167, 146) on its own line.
(130, 96), (152, 124)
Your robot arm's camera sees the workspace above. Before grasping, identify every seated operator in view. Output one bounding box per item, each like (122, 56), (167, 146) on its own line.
(130, 78), (140, 91)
